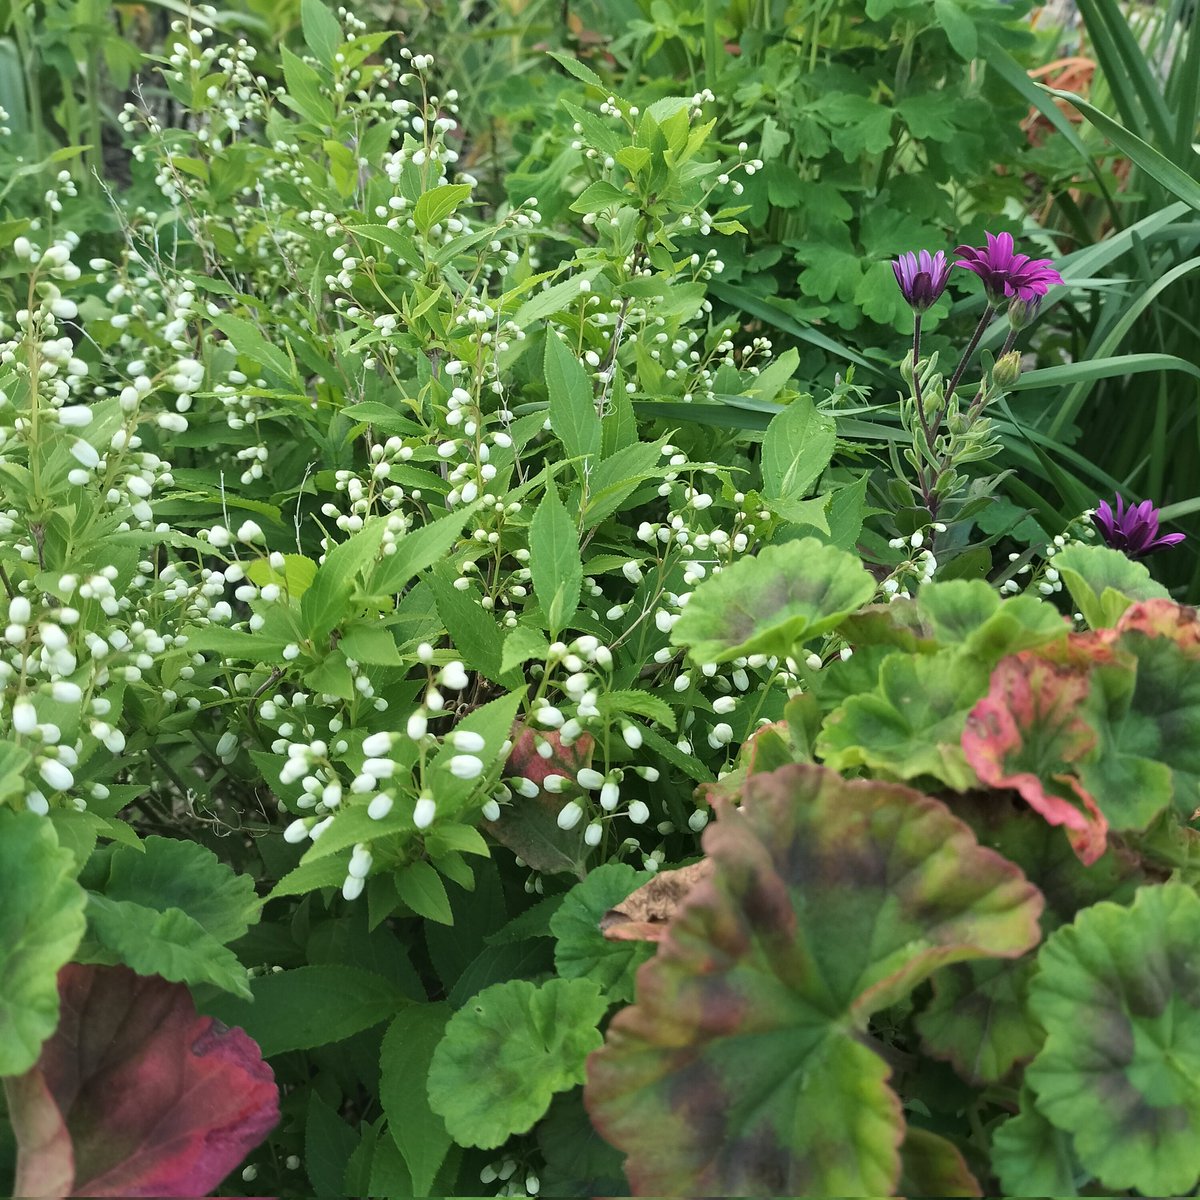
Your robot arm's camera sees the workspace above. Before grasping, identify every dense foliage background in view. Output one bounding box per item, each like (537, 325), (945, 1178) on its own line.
(1, 0), (1199, 1196)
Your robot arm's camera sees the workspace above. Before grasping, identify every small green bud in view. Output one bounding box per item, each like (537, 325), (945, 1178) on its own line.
(993, 350), (1022, 388)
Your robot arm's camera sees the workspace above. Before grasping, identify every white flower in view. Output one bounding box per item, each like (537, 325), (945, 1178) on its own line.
(626, 799), (650, 824)
(413, 796), (437, 828)
(576, 768), (605, 790)
(368, 794), (394, 820)
(237, 519), (263, 543)
(448, 754), (483, 780)
(556, 800), (583, 830)
(362, 731), (393, 757)
(342, 874), (365, 901)
(451, 730), (486, 752)
(39, 759), (74, 791)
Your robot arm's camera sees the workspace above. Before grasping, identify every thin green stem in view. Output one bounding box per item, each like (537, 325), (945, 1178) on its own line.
(944, 304), (995, 403)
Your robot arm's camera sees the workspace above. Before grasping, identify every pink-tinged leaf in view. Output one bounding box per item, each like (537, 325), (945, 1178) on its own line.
(962, 651), (1109, 864)
(8, 963), (279, 1198)
(503, 727), (594, 789)
(584, 764), (1042, 1196)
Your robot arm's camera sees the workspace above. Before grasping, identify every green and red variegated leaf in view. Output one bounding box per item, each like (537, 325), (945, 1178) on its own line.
(898, 1126), (982, 1198)
(962, 649), (1109, 864)
(1026, 883), (1200, 1196)
(5, 963), (278, 1198)
(584, 764), (1042, 1196)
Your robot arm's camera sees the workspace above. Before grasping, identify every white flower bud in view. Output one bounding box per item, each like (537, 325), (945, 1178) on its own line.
(413, 796), (437, 828)
(626, 799), (650, 824)
(368, 794), (394, 820)
(448, 754), (483, 780)
(556, 800), (583, 830)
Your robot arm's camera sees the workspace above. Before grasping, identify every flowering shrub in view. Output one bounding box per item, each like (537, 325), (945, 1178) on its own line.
(0, 1), (1194, 1197)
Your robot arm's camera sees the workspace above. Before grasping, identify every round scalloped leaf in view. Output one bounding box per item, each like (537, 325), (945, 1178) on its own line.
(1026, 883), (1200, 1195)
(916, 958), (1040, 1084)
(898, 1127), (981, 1197)
(990, 1089), (1080, 1197)
(428, 977), (607, 1149)
(963, 650), (1112, 864)
(0, 811), (87, 1076)
(670, 538), (875, 664)
(818, 649), (987, 790)
(584, 764), (1042, 1195)
(1054, 543), (1169, 630)
(550, 863), (653, 1003)
(917, 580), (1067, 660)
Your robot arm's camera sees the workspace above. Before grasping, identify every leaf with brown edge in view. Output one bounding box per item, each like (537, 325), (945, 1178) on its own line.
(6, 963), (279, 1198)
(962, 650), (1110, 864)
(598, 859), (713, 943)
(584, 764), (1043, 1196)
(898, 1127), (982, 1198)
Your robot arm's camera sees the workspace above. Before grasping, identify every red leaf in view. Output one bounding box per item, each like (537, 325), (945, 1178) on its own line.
(503, 727), (594, 789)
(8, 964), (279, 1198)
(963, 651), (1108, 864)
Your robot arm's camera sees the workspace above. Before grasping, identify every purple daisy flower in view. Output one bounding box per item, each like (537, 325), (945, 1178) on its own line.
(954, 232), (1063, 304)
(891, 250), (951, 312)
(1091, 494), (1186, 558)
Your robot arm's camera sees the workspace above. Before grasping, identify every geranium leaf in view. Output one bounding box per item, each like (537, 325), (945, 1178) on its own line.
(1053, 543), (1169, 629)
(963, 649), (1112, 864)
(550, 863), (653, 1003)
(427, 977), (608, 1149)
(7, 964), (278, 1198)
(0, 811), (87, 1076)
(916, 958), (1040, 1084)
(817, 649), (988, 790)
(1026, 883), (1200, 1195)
(671, 538), (875, 664)
(898, 1126), (981, 1197)
(990, 1089), (1080, 1197)
(584, 764), (1042, 1195)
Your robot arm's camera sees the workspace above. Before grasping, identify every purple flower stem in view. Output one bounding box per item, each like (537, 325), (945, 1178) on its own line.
(943, 304), (995, 407)
(964, 326), (1020, 426)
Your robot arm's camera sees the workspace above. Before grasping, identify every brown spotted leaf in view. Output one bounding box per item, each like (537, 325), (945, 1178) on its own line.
(584, 764), (1042, 1196)
(599, 860), (713, 943)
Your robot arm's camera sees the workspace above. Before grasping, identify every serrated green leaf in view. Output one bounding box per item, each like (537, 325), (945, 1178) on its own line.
(761, 395), (836, 501)
(544, 334), (601, 463)
(396, 860), (453, 925)
(0, 812), (87, 1075)
(205, 965), (401, 1056)
(501, 626), (550, 674)
(413, 184), (473, 235)
(530, 485), (582, 634)
(428, 978), (607, 1148)
(301, 0), (342, 64)
(381, 1004), (454, 1194)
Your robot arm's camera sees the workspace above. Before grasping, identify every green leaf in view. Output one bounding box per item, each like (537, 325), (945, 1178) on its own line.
(544, 334), (601, 463)
(1027, 883), (1200, 1195)
(395, 860), (453, 925)
(205, 965), (401, 1056)
(83, 895), (251, 998)
(369, 502), (482, 596)
(550, 864), (653, 1004)
(0, 739), (31, 803)
(671, 538), (876, 663)
(429, 574), (507, 683)
(501, 626), (550, 674)
(301, 0), (342, 64)
(529, 485), (582, 634)
(595, 689), (676, 731)
(281, 45), (333, 125)
(1053, 543), (1169, 629)
(428, 978), (608, 1149)
(339, 623), (404, 666)
(898, 1127), (983, 1197)
(761, 396), (836, 501)
(933, 0), (978, 59)
(1044, 87), (1200, 210)
(0, 812), (87, 1075)
(569, 180), (630, 214)
(380, 1004), (454, 1194)
(916, 958), (1040, 1084)
(991, 1089), (1079, 1195)
(413, 184), (473, 235)
(585, 764), (1043, 1194)
(302, 518), (387, 641)
(817, 649), (988, 790)
(208, 311), (294, 382)
(101, 836), (258, 944)
(305, 1093), (359, 1196)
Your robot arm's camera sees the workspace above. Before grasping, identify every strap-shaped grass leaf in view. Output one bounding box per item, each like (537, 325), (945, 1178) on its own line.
(1026, 884), (1200, 1195)
(0, 812), (86, 1076)
(818, 649), (988, 790)
(584, 764), (1042, 1195)
(428, 977), (608, 1149)
(670, 538), (875, 664)
(916, 958), (1040, 1084)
